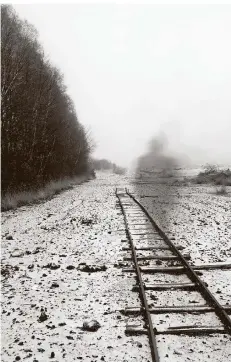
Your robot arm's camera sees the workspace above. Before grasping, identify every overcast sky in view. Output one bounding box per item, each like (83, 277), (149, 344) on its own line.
(14, 4), (231, 167)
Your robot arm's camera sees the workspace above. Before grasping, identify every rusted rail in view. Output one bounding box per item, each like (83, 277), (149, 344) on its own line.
(116, 189), (160, 362)
(116, 187), (231, 362)
(126, 188), (231, 333)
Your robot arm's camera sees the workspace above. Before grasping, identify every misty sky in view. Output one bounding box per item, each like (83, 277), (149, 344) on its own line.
(14, 4), (231, 167)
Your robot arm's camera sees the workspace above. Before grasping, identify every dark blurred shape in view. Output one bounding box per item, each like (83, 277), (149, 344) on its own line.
(134, 132), (181, 231)
(136, 133), (179, 173)
(91, 158), (126, 175)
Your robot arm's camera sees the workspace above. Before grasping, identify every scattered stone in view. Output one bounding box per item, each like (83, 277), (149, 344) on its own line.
(51, 282), (59, 288)
(6, 235), (13, 240)
(66, 265), (75, 270)
(150, 295), (158, 301)
(80, 218), (94, 226)
(11, 249), (24, 258)
(46, 324), (56, 329)
(32, 247), (42, 254)
(50, 351), (55, 358)
(66, 335), (74, 340)
(137, 342), (142, 348)
(1, 264), (16, 278)
(82, 320), (101, 332)
(38, 348), (45, 353)
(78, 263), (107, 273)
(58, 322), (66, 327)
(43, 263), (60, 270)
(38, 308), (48, 322)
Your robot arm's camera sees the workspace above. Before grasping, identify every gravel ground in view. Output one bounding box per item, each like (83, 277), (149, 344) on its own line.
(1, 171), (231, 361)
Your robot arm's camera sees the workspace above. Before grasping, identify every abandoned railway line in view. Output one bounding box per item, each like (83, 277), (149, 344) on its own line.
(116, 187), (231, 362)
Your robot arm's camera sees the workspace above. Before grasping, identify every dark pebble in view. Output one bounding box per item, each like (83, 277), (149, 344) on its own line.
(51, 282), (59, 288)
(66, 265), (75, 270)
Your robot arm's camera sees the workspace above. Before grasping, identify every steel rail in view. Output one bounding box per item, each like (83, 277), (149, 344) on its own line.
(116, 189), (160, 362)
(126, 189), (231, 333)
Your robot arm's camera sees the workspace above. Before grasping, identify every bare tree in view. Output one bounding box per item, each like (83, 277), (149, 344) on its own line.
(1, 5), (92, 196)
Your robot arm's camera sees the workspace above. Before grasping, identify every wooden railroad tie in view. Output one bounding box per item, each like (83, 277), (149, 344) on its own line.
(125, 325), (227, 335)
(123, 262), (231, 273)
(123, 254), (190, 261)
(132, 282), (196, 291)
(122, 305), (231, 315)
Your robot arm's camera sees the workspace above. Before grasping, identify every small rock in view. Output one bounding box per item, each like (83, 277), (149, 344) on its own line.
(82, 320), (101, 332)
(50, 352), (55, 358)
(51, 282), (59, 288)
(43, 263), (60, 270)
(11, 249), (24, 258)
(38, 348), (45, 353)
(6, 235), (13, 240)
(46, 324), (55, 329)
(80, 218), (94, 226)
(66, 335), (74, 340)
(32, 247), (41, 255)
(78, 263), (107, 273)
(66, 265), (75, 270)
(38, 309), (48, 322)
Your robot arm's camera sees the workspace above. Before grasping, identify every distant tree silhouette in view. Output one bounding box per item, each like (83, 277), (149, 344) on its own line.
(91, 158), (126, 175)
(1, 5), (91, 196)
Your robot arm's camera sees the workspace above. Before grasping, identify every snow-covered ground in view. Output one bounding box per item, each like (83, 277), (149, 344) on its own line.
(1, 171), (231, 361)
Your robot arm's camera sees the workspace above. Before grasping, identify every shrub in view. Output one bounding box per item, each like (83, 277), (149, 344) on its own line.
(91, 158), (126, 175)
(194, 164), (231, 186)
(215, 185), (227, 195)
(112, 164), (126, 175)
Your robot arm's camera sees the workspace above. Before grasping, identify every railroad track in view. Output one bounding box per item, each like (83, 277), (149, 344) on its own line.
(115, 187), (231, 362)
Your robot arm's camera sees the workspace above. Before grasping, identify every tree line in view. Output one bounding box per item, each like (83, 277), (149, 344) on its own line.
(91, 158), (126, 175)
(1, 5), (92, 196)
